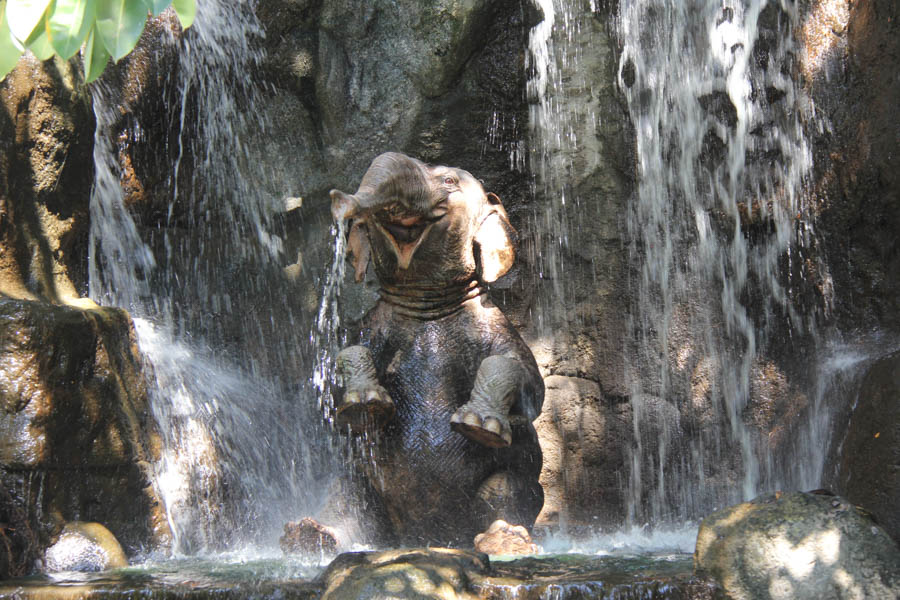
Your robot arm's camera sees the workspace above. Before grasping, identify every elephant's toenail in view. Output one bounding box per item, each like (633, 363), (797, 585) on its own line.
(345, 390), (360, 404)
(463, 412), (481, 427)
(484, 417), (502, 434)
(366, 389), (381, 403)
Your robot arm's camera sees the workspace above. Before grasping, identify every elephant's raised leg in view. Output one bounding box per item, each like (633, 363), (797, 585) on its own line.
(335, 345), (395, 433)
(450, 355), (523, 448)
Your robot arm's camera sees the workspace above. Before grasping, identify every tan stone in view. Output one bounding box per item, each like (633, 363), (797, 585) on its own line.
(533, 375), (630, 531)
(0, 54), (94, 304)
(473, 519), (538, 556)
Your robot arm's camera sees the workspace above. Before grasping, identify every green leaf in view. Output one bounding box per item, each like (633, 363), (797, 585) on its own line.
(47, 0), (96, 59)
(5, 0), (51, 42)
(171, 0), (193, 29)
(83, 24), (108, 82)
(95, 0), (147, 60)
(0, 1), (25, 79)
(25, 19), (54, 59)
(140, 0), (169, 17)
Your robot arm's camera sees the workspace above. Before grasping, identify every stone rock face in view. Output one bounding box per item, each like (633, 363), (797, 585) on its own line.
(0, 298), (171, 574)
(533, 375), (630, 531)
(43, 521), (128, 573)
(801, 0), (900, 331)
(694, 491), (900, 600)
(832, 350), (900, 544)
(0, 55), (95, 302)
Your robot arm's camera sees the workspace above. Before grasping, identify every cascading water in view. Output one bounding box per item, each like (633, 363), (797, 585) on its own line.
(616, 0), (817, 524)
(88, 0), (338, 554)
(527, 0), (843, 529)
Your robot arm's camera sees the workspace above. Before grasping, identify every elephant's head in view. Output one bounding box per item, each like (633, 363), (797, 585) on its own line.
(330, 152), (516, 290)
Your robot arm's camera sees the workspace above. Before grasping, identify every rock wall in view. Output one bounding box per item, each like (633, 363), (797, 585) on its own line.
(801, 0), (900, 333)
(0, 55), (171, 576)
(0, 55), (93, 303)
(830, 350), (900, 544)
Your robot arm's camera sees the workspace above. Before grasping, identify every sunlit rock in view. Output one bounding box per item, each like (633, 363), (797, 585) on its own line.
(473, 520), (538, 556)
(533, 375), (630, 533)
(43, 522), (127, 573)
(316, 548), (488, 600)
(0, 54), (94, 303)
(694, 491), (900, 600)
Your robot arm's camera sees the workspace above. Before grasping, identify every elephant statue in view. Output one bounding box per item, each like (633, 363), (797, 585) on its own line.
(325, 152), (544, 547)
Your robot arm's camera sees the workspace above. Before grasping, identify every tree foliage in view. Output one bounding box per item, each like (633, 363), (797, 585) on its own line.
(0, 0), (195, 83)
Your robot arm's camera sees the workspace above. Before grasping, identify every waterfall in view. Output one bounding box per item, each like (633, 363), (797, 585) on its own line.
(617, 0), (816, 524)
(88, 0), (338, 554)
(527, 0), (843, 528)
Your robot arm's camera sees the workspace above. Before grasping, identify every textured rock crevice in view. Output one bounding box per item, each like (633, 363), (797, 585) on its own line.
(0, 298), (171, 574)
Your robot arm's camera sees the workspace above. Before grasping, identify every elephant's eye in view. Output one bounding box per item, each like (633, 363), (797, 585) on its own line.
(444, 176), (457, 186)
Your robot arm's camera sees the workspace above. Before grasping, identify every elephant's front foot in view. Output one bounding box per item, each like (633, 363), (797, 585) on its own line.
(450, 355), (524, 448)
(337, 384), (394, 433)
(336, 345), (395, 433)
(450, 401), (512, 448)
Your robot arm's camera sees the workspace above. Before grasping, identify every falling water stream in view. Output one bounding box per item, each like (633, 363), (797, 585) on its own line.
(88, 0), (338, 554)
(524, 0), (858, 533)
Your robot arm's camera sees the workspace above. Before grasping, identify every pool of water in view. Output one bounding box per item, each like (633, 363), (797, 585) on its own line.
(0, 549), (720, 600)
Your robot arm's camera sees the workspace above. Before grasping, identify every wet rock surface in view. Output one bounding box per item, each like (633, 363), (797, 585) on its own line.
(802, 0), (900, 331)
(280, 517), (340, 556)
(0, 298), (170, 574)
(43, 522), (128, 573)
(533, 375), (630, 531)
(694, 491), (900, 600)
(832, 350), (900, 545)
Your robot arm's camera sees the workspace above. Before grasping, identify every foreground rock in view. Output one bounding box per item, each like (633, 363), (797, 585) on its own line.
(315, 548), (488, 600)
(315, 548), (719, 600)
(43, 522), (128, 573)
(694, 491), (900, 600)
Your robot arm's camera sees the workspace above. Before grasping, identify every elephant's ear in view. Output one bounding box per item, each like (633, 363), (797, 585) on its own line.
(474, 193), (516, 283)
(348, 220), (371, 282)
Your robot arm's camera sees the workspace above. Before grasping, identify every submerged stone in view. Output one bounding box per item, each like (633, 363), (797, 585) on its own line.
(43, 522), (128, 573)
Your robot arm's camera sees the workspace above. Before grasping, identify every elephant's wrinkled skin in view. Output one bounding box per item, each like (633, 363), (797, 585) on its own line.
(328, 152), (544, 546)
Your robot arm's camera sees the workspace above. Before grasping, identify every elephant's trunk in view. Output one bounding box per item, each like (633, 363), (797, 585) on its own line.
(331, 152), (431, 221)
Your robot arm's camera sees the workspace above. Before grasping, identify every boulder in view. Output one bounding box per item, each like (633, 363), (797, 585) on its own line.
(694, 491), (900, 600)
(473, 520), (538, 556)
(43, 522), (128, 573)
(315, 548), (488, 600)
(280, 517), (339, 556)
(832, 350), (900, 544)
